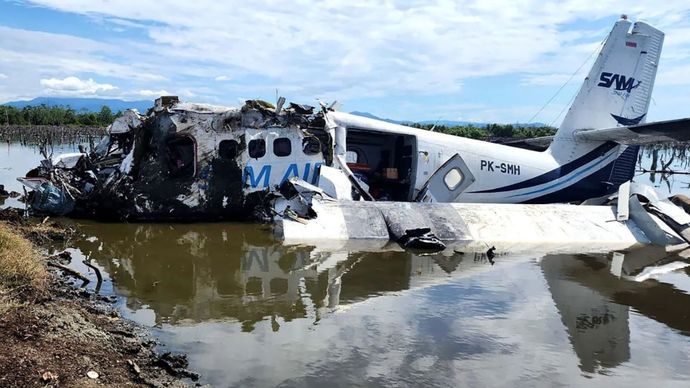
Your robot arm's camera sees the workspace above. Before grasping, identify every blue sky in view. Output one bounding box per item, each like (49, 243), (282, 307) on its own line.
(1, 0), (690, 124)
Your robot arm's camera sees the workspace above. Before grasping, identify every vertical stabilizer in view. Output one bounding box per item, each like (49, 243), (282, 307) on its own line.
(549, 17), (664, 158)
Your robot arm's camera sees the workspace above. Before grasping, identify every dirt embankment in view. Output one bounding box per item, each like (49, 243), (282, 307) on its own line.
(0, 208), (199, 387)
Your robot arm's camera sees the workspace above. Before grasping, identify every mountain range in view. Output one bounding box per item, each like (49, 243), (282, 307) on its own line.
(348, 111), (546, 127)
(2, 97), (546, 127)
(2, 97), (152, 113)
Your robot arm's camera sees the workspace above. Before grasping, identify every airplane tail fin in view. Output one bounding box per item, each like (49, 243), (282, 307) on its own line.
(549, 17), (664, 153)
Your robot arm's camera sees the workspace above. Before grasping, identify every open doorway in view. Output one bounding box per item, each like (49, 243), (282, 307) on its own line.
(345, 128), (416, 201)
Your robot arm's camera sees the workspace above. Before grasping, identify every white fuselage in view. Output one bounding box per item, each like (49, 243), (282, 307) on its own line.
(328, 112), (621, 204)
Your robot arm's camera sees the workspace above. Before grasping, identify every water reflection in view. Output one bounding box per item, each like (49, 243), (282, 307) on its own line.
(637, 145), (690, 195)
(72, 222), (482, 330)
(541, 248), (690, 374)
(53, 221), (690, 385)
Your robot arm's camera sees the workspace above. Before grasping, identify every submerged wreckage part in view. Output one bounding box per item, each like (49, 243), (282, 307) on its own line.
(275, 194), (689, 253)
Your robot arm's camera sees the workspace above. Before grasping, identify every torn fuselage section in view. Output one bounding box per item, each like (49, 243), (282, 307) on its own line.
(19, 98), (331, 221)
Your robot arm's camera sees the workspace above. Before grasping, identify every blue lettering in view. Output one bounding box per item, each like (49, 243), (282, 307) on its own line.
(243, 165), (272, 188)
(311, 163), (323, 184)
(302, 163), (311, 181)
(598, 72), (614, 87)
(281, 163), (300, 183)
(598, 72), (641, 92)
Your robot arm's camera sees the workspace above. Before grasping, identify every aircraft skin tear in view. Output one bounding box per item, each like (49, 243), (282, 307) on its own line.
(18, 97), (331, 221)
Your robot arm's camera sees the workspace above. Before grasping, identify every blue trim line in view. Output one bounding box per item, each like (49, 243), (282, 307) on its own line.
(468, 142), (617, 194)
(507, 151), (617, 198)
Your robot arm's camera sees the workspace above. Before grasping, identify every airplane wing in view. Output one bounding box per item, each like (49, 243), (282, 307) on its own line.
(574, 117), (690, 144)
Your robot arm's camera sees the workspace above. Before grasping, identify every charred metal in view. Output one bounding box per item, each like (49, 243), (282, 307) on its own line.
(19, 97), (331, 221)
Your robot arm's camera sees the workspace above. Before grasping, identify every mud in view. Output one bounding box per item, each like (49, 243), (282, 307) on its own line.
(0, 211), (199, 387)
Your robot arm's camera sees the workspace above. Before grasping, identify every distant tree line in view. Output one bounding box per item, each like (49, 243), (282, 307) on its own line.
(0, 105), (120, 127)
(407, 122), (556, 139)
(1, 104), (557, 139)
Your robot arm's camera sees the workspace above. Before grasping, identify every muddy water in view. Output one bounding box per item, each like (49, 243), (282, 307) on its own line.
(3, 142), (690, 386)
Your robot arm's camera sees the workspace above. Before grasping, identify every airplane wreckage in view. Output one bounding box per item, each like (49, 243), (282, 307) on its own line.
(16, 96), (690, 253)
(15, 17), (690, 253)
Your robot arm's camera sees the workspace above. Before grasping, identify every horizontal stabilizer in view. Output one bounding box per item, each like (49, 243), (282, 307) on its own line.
(499, 136), (553, 151)
(574, 117), (690, 144)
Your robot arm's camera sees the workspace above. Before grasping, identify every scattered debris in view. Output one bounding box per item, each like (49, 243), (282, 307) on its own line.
(82, 259), (103, 293)
(127, 359), (141, 375)
(46, 261), (89, 284)
(41, 370), (58, 383)
(486, 246), (496, 265)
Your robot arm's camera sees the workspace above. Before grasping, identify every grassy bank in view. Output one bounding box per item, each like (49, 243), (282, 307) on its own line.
(0, 214), (195, 387)
(0, 222), (48, 312)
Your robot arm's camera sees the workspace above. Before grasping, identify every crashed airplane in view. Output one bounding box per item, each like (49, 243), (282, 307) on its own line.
(17, 16), (690, 252)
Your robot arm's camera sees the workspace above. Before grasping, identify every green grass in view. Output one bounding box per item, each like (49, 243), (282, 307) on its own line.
(0, 222), (47, 306)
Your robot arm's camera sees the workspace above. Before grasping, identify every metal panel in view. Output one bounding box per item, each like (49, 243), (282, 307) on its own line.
(415, 153), (475, 203)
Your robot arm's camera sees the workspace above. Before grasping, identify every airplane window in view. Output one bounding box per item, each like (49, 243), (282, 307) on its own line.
(444, 168), (463, 190)
(273, 138), (292, 157)
(302, 136), (321, 155)
(165, 136), (196, 178)
(218, 139), (239, 159)
(248, 139), (266, 158)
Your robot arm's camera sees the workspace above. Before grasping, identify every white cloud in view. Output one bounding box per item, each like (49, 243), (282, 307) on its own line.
(521, 74), (577, 87)
(0, 73), (7, 79)
(137, 89), (170, 97)
(40, 76), (117, 95)
(3, 1), (690, 120)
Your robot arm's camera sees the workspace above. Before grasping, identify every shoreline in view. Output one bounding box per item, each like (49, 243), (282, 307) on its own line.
(0, 208), (198, 387)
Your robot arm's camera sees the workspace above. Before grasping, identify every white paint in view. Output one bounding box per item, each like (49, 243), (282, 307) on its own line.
(317, 166), (352, 200)
(631, 261), (690, 282)
(176, 193), (198, 207)
(108, 109), (143, 134)
(276, 199), (688, 253)
(119, 149), (134, 173)
(610, 252), (625, 277)
(242, 126), (325, 193)
(50, 152), (85, 169)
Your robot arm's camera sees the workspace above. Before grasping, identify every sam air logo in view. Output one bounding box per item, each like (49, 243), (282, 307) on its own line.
(597, 72), (641, 92)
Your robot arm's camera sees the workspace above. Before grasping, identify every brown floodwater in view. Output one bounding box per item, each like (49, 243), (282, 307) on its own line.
(3, 142), (690, 386)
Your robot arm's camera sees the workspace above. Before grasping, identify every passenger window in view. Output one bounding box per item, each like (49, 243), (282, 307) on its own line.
(302, 137), (321, 155)
(273, 138), (292, 157)
(166, 136), (196, 178)
(444, 168), (463, 190)
(218, 139), (239, 159)
(248, 139), (266, 158)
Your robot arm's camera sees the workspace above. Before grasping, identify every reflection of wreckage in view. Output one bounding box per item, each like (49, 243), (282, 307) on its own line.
(17, 96), (690, 252)
(541, 248), (690, 373)
(71, 222), (479, 328)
